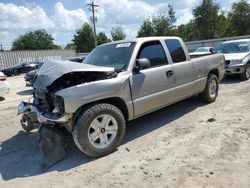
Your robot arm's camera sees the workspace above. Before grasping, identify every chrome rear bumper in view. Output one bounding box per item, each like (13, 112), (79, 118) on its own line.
(18, 102), (68, 124)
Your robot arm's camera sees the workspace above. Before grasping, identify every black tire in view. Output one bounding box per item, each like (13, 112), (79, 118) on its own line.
(199, 74), (219, 103)
(72, 103), (126, 157)
(21, 114), (38, 132)
(13, 69), (19, 76)
(240, 65), (250, 81)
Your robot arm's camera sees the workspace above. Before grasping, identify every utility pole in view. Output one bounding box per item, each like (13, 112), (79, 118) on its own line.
(87, 2), (99, 47)
(0, 44), (3, 51)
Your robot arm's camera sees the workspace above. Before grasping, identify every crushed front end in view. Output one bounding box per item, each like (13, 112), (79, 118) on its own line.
(17, 88), (73, 169)
(17, 60), (117, 169)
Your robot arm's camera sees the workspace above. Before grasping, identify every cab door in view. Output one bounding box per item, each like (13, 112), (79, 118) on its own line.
(164, 39), (196, 100)
(131, 41), (175, 117)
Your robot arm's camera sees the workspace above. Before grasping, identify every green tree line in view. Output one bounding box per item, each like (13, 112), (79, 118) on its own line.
(11, 0), (250, 52)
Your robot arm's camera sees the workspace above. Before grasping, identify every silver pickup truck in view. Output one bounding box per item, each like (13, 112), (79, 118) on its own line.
(18, 37), (225, 161)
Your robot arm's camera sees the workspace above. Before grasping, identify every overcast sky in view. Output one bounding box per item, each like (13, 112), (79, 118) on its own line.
(0, 0), (238, 49)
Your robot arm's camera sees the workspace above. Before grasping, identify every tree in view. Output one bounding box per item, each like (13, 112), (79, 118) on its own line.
(64, 43), (76, 50)
(111, 26), (126, 41)
(97, 32), (111, 45)
(167, 4), (177, 30)
(176, 21), (198, 41)
(227, 0), (250, 36)
(214, 12), (229, 38)
(137, 15), (172, 37)
(72, 23), (95, 52)
(193, 0), (220, 39)
(11, 29), (59, 50)
(137, 19), (155, 37)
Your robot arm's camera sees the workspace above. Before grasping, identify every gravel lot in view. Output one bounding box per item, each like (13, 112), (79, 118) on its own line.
(0, 75), (250, 188)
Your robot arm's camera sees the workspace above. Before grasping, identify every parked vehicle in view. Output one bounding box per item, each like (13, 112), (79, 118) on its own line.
(0, 72), (10, 96)
(189, 47), (215, 58)
(18, 37), (225, 165)
(63, 55), (87, 63)
(2, 61), (43, 76)
(24, 62), (44, 87)
(24, 57), (88, 87)
(216, 39), (250, 80)
(24, 70), (37, 87)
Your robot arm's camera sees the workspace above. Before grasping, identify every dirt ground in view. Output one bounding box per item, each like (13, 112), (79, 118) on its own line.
(0, 75), (250, 188)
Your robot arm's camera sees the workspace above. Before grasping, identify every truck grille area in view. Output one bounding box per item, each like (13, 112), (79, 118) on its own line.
(33, 89), (64, 115)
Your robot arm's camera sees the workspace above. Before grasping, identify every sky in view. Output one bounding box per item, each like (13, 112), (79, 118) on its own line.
(0, 0), (238, 50)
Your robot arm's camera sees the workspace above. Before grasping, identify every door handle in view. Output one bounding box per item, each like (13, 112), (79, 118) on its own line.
(166, 70), (174, 77)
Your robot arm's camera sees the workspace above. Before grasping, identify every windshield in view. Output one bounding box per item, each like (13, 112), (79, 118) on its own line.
(83, 42), (135, 72)
(194, 48), (210, 52)
(215, 42), (249, 54)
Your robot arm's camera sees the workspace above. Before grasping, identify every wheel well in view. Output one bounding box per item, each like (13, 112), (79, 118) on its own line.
(209, 69), (219, 78)
(74, 97), (129, 122)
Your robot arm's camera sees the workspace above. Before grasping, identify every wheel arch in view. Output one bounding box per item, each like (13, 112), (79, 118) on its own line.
(72, 97), (129, 128)
(208, 68), (219, 78)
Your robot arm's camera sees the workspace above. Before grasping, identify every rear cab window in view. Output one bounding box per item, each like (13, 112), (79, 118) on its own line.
(165, 39), (187, 63)
(137, 41), (168, 68)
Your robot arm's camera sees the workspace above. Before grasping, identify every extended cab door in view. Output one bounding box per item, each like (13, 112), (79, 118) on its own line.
(131, 41), (175, 117)
(164, 39), (196, 100)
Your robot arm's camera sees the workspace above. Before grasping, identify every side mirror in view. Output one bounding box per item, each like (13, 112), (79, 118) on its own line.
(134, 58), (151, 71)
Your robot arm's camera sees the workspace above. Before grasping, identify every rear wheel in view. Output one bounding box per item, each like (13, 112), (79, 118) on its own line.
(72, 103), (126, 157)
(240, 65), (250, 81)
(199, 74), (219, 103)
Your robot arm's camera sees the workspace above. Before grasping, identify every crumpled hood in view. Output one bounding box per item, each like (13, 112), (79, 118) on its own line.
(224, 52), (249, 61)
(33, 60), (115, 90)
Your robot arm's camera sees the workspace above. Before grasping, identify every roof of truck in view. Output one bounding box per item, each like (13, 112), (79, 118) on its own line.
(99, 36), (182, 47)
(223, 39), (250, 44)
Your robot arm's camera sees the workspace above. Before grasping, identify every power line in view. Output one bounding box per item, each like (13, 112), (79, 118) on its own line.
(87, 2), (99, 47)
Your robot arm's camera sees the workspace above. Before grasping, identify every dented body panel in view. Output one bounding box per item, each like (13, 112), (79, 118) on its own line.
(55, 72), (134, 120)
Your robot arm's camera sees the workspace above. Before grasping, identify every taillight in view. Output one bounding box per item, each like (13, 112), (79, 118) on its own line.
(0, 76), (6, 81)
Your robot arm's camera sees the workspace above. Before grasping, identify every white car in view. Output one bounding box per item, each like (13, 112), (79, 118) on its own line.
(0, 71), (10, 96)
(216, 39), (250, 80)
(190, 47), (215, 58)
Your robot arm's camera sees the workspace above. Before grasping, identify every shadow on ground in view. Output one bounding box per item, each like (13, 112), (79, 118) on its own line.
(0, 96), (204, 181)
(220, 75), (243, 85)
(16, 88), (33, 96)
(0, 97), (5, 102)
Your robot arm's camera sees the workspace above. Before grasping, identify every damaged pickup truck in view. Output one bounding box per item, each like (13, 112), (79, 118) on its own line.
(18, 37), (225, 166)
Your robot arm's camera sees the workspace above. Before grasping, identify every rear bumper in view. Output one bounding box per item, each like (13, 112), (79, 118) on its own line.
(225, 64), (246, 75)
(17, 102), (69, 124)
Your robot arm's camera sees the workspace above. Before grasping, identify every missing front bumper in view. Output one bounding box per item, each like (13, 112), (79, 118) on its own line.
(18, 102), (68, 124)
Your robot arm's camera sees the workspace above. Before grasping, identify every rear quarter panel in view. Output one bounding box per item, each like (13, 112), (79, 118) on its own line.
(191, 54), (225, 92)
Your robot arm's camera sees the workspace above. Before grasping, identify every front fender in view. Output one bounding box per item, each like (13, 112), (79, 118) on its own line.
(55, 74), (132, 114)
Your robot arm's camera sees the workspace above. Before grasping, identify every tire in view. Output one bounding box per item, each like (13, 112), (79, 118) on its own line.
(13, 69), (19, 76)
(72, 103), (126, 157)
(199, 74), (219, 103)
(240, 65), (250, 81)
(21, 114), (39, 132)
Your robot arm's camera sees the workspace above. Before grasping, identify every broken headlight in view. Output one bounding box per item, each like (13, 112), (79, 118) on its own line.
(52, 95), (65, 115)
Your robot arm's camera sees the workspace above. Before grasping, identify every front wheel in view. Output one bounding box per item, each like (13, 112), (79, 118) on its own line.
(199, 74), (219, 103)
(72, 103), (126, 157)
(240, 65), (250, 81)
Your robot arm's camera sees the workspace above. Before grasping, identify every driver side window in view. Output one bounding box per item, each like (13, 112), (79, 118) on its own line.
(137, 41), (168, 68)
